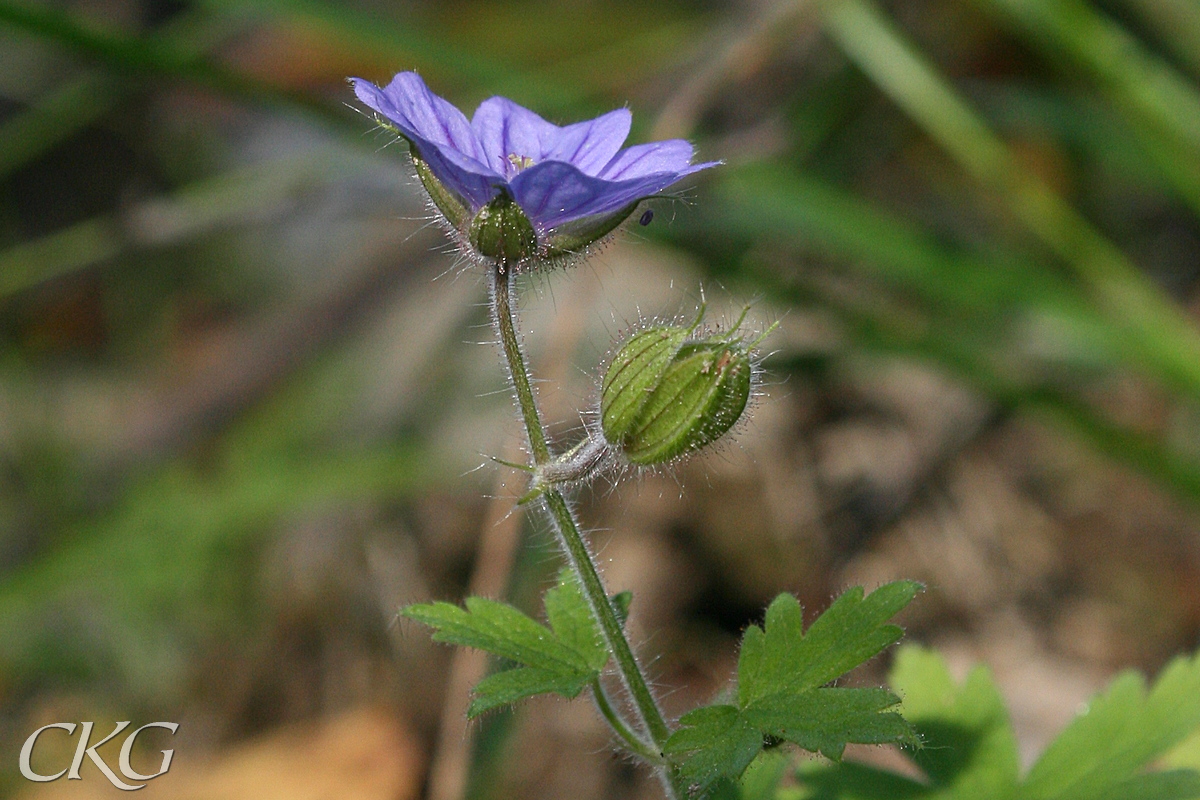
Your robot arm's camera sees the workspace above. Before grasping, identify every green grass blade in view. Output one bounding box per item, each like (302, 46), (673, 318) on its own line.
(0, 0), (342, 123)
(820, 0), (1200, 405)
(974, 0), (1200, 217)
(1121, 0), (1200, 78)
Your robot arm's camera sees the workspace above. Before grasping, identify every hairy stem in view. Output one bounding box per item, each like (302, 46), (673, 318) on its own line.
(492, 264), (550, 465)
(519, 435), (612, 504)
(592, 678), (664, 764)
(491, 264), (681, 793)
(540, 488), (671, 746)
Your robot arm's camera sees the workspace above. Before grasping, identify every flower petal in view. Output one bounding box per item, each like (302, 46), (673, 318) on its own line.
(472, 100), (633, 179)
(356, 72), (482, 161)
(600, 140), (701, 181)
(352, 74), (502, 209)
(543, 109), (631, 176)
(509, 160), (715, 230)
(471, 97), (561, 177)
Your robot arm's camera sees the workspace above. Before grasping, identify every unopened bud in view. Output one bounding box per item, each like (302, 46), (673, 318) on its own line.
(601, 322), (695, 442)
(601, 308), (764, 466)
(412, 153), (540, 268)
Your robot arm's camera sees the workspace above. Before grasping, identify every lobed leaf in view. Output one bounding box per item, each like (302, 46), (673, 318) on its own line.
(543, 569), (608, 672)
(1023, 652), (1200, 800)
(890, 646), (1019, 799)
(666, 705), (764, 788)
(792, 647), (1200, 800)
(468, 666), (591, 718)
(739, 582), (921, 707)
(403, 597), (592, 675)
(744, 687), (911, 760)
(667, 583), (920, 794)
(404, 570), (615, 715)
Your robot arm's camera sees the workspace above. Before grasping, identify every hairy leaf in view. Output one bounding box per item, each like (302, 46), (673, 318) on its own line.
(666, 583), (920, 793)
(468, 666), (592, 717)
(669, 705), (765, 788)
(404, 570), (612, 716)
(543, 570), (608, 672)
(889, 645), (1019, 799)
(739, 583), (921, 706)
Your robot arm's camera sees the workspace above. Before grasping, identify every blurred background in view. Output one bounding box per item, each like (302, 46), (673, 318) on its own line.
(4, 0), (1200, 797)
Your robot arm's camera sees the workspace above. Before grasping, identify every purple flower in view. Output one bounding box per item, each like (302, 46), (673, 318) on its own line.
(350, 71), (719, 267)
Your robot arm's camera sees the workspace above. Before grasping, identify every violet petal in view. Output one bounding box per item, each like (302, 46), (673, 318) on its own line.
(471, 97), (561, 177)
(601, 140), (701, 181)
(351, 75), (502, 208)
(542, 109), (632, 176)
(510, 160), (712, 230)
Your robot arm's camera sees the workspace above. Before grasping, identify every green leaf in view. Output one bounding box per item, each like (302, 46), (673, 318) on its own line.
(1023, 652), (1200, 800)
(794, 759), (926, 800)
(739, 582), (921, 706)
(1094, 771), (1200, 800)
(543, 569), (608, 672)
(688, 751), (793, 800)
(404, 570), (613, 717)
(610, 590), (633, 627)
(666, 584), (920, 793)
(738, 751), (792, 800)
(792, 647), (1200, 800)
(745, 687), (912, 759)
(404, 597), (590, 674)
(891, 646), (1019, 799)
(668, 705), (765, 788)
(468, 666), (592, 718)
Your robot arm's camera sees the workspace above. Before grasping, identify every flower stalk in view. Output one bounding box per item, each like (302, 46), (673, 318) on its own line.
(491, 263), (550, 465)
(518, 436), (611, 504)
(491, 263), (682, 793)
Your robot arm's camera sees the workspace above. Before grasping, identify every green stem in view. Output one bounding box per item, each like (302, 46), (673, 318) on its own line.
(491, 263), (683, 794)
(592, 678), (664, 764)
(492, 264), (550, 465)
(541, 488), (671, 747)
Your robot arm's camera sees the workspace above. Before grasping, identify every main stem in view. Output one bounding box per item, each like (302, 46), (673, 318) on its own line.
(491, 263), (677, 761)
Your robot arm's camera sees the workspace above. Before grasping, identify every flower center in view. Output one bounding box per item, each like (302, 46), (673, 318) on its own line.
(506, 153), (535, 173)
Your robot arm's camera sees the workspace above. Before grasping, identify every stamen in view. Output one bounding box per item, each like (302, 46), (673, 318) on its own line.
(507, 153), (535, 172)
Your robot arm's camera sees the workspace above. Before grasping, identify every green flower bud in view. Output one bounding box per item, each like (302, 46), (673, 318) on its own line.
(601, 309), (762, 466)
(469, 193), (539, 266)
(601, 323), (695, 442)
(621, 340), (752, 465)
(412, 151), (540, 268)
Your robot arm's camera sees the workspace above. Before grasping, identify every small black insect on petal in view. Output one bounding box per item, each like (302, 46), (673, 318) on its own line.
(639, 209), (654, 227)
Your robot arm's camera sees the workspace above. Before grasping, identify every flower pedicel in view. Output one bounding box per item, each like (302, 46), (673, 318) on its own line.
(350, 72), (719, 270)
